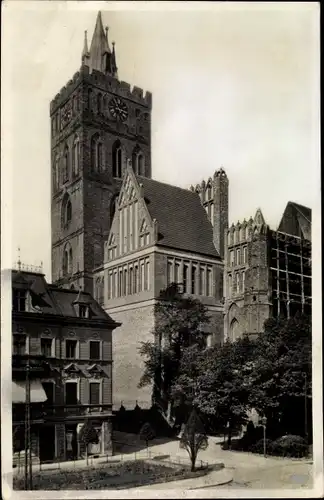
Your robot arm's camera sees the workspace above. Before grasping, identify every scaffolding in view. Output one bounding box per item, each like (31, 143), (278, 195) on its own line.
(269, 230), (311, 318)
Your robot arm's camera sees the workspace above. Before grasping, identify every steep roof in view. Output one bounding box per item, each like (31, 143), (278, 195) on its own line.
(277, 201), (312, 240)
(136, 176), (220, 259)
(11, 270), (117, 323)
(289, 202), (311, 223)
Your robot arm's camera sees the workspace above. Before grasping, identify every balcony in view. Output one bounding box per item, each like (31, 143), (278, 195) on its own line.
(12, 404), (112, 423)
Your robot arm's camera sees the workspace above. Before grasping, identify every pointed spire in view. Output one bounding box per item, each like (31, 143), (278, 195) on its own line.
(82, 30), (89, 63)
(87, 11), (112, 74)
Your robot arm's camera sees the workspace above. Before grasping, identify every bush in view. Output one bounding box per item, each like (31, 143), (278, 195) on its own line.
(251, 438), (273, 455)
(271, 435), (308, 458)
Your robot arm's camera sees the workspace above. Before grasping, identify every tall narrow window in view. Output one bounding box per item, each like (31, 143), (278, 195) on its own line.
(68, 247), (73, 274)
(63, 146), (69, 183)
(206, 267), (212, 296)
(191, 266), (197, 294)
(175, 262), (180, 284)
(118, 269), (123, 297)
(13, 290), (27, 312)
(108, 272), (113, 300)
(112, 141), (123, 178)
(54, 156), (59, 190)
(241, 271), (245, 292)
(123, 269), (127, 295)
(132, 147), (145, 176)
(41, 338), (53, 357)
(145, 259), (150, 291)
(134, 264), (139, 293)
(230, 250), (234, 266)
(199, 267), (205, 295)
(228, 274), (232, 295)
(140, 260), (145, 291)
(167, 260), (173, 286)
(129, 266), (133, 294)
(236, 273), (240, 293)
(183, 263), (189, 293)
(72, 136), (80, 176)
(243, 246), (248, 264)
(89, 382), (100, 405)
(236, 249), (241, 266)
(65, 382), (77, 405)
(114, 270), (117, 298)
(91, 134), (103, 172)
(66, 340), (77, 359)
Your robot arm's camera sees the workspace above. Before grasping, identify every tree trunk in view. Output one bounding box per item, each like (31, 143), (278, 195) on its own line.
(227, 426), (232, 449)
(190, 452), (196, 472)
(86, 445), (88, 466)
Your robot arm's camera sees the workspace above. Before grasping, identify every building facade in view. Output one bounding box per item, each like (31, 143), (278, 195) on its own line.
(12, 267), (120, 462)
(94, 165), (225, 409)
(223, 202), (312, 341)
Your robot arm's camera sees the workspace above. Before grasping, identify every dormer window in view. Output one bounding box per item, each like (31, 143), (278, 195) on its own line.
(79, 305), (88, 318)
(13, 289), (27, 312)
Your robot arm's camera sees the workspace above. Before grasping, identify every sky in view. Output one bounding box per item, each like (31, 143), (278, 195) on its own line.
(1, 1), (320, 282)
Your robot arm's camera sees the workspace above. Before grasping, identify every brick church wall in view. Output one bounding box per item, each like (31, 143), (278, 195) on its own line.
(109, 303), (155, 410)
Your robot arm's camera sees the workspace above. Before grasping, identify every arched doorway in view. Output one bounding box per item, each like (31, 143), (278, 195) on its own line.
(229, 318), (240, 341)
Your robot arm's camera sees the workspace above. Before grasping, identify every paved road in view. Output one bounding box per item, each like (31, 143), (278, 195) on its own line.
(135, 435), (313, 490)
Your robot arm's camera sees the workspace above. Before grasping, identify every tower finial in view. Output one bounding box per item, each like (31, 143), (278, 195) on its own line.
(82, 30), (89, 63)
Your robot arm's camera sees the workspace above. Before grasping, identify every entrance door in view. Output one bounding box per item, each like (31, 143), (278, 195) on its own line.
(65, 424), (78, 461)
(39, 425), (55, 462)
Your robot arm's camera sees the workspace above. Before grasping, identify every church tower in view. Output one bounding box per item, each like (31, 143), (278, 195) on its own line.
(50, 12), (152, 292)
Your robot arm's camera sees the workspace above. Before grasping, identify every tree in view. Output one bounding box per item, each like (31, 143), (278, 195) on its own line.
(247, 314), (312, 438)
(179, 407), (208, 471)
(138, 283), (210, 422)
(78, 419), (99, 464)
(139, 422), (155, 454)
(193, 336), (256, 447)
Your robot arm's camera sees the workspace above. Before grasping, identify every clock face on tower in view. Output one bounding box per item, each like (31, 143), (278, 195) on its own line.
(109, 97), (128, 122)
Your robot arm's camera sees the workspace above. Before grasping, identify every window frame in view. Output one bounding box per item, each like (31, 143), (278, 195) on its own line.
(65, 339), (78, 359)
(89, 340), (101, 361)
(64, 380), (79, 406)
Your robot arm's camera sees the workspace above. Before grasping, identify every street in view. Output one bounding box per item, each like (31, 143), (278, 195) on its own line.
(133, 435), (313, 490)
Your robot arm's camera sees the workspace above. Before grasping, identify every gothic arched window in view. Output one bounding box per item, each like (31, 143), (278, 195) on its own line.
(112, 141), (123, 178)
(91, 133), (104, 172)
(132, 147), (145, 176)
(61, 193), (72, 229)
(72, 136), (80, 176)
(63, 243), (73, 276)
(62, 145), (69, 183)
(53, 155), (59, 190)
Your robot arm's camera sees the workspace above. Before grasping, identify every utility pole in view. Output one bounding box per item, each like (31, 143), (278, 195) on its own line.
(24, 361), (31, 490)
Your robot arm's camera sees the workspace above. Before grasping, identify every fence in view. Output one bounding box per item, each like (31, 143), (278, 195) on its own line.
(13, 444), (208, 475)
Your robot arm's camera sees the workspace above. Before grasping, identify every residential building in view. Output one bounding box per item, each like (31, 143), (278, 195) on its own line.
(12, 266), (120, 462)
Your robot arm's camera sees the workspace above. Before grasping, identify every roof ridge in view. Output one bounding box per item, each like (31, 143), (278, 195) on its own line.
(136, 175), (199, 197)
(290, 201), (311, 223)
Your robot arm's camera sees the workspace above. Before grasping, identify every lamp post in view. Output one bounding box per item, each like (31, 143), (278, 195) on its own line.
(261, 416), (267, 458)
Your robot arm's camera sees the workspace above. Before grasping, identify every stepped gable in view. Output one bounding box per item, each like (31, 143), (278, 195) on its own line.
(136, 175), (220, 259)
